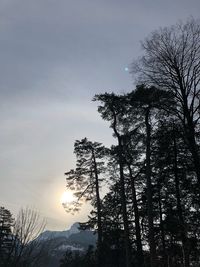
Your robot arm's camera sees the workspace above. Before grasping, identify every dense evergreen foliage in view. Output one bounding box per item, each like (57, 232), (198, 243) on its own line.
(0, 207), (14, 266)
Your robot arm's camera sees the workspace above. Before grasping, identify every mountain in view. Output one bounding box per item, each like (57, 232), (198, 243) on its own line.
(37, 222), (81, 241)
(35, 222), (97, 267)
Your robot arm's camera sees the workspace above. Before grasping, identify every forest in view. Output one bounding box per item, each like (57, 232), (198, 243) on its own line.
(1, 18), (200, 267)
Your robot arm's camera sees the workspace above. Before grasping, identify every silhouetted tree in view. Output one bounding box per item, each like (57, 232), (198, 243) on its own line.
(12, 207), (46, 267)
(0, 207), (14, 267)
(132, 18), (200, 186)
(60, 246), (96, 267)
(126, 85), (173, 267)
(0, 207), (45, 267)
(62, 18), (200, 267)
(65, 138), (108, 267)
(94, 93), (133, 267)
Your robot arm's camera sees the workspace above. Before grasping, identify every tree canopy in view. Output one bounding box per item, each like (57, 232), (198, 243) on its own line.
(62, 18), (200, 267)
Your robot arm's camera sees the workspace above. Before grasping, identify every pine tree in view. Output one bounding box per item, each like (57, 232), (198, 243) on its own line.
(65, 138), (108, 267)
(126, 85), (173, 267)
(0, 207), (14, 267)
(94, 93), (133, 267)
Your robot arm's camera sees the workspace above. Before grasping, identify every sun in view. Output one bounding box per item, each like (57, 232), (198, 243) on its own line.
(60, 191), (75, 204)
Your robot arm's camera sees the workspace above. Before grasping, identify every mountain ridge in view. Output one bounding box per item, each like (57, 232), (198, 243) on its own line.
(37, 222), (81, 241)
(35, 222), (97, 267)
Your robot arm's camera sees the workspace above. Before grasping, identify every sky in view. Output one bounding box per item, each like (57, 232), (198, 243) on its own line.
(1, 0), (200, 231)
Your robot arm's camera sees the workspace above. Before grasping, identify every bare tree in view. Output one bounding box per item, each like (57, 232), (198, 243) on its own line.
(12, 207), (46, 267)
(132, 18), (200, 185)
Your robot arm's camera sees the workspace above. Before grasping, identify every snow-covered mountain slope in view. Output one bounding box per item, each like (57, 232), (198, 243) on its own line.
(34, 222), (97, 267)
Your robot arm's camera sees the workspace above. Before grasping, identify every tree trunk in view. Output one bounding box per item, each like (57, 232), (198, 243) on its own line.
(184, 104), (200, 186)
(118, 139), (132, 267)
(112, 110), (133, 267)
(128, 164), (144, 267)
(158, 187), (167, 267)
(145, 108), (156, 267)
(173, 127), (190, 267)
(92, 151), (103, 267)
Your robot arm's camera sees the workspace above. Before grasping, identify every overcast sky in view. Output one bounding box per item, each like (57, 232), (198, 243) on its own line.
(1, 0), (200, 230)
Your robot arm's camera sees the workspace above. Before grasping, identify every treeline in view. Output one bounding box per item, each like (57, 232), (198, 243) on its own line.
(62, 18), (200, 267)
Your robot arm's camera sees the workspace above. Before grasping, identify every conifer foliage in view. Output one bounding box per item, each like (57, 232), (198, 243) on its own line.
(0, 207), (14, 266)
